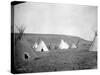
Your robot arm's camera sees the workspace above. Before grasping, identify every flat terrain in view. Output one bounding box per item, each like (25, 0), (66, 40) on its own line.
(12, 33), (97, 73)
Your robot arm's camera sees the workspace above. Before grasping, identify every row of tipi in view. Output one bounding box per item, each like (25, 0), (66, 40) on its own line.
(59, 39), (77, 49)
(32, 39), (77, 52)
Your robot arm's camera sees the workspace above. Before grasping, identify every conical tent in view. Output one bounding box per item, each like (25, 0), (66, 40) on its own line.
(59, 39), (69, 49)
(33, 42), (38, 49)
(89, 31), (97, 51)
(36, 40), (49, 52)
(15, 38), (37, 62)
(89, 37), (97, 51)
(71, 43), (77, 48)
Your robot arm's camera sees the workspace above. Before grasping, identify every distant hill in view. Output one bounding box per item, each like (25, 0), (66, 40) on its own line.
(13, 33), (92, 49)
(21, 33), (90, 41)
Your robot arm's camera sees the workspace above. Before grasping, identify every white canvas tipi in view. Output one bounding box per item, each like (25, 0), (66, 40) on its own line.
(89, 37), (97, 51)
(71, 43), (77, 48)
(59, 39), (69, 49)
(33, 42), (38, 49)
(89, 31), (97, 51)
(36, 40), (49, 52)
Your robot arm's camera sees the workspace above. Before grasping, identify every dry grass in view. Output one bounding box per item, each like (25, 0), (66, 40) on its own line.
(13, 33), (97, 74)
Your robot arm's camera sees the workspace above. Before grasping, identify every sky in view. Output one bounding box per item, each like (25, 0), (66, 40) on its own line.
(14, 2), (97, 41)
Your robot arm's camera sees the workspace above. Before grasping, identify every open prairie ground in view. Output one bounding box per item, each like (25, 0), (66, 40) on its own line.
(12, 33), (97, 73)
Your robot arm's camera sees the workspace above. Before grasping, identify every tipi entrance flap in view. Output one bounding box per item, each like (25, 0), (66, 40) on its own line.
(23, 52), (30, 60)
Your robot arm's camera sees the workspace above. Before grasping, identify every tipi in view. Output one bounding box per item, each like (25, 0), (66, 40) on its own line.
(89, 37), (97, 51)
(89, 31), (97, 51)
(59, 39), (69, 49)
(15, 38), (37, 62)
(33, 42), (38, 49)
(71, 43), (77, 48)
(36, 40), (49, 52)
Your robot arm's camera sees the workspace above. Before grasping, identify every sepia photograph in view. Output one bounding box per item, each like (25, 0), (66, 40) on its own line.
(11, 1), (97, 74)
